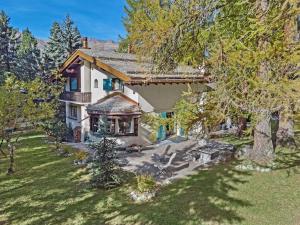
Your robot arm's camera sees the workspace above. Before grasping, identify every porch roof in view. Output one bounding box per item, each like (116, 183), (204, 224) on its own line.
(87, 92), (142, 116)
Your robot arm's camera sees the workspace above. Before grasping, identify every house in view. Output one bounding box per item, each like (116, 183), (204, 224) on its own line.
(60, 38), (210, 145)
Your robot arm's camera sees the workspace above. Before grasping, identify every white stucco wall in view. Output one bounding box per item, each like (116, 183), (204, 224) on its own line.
(80, 106), (90, 142)
(90, 66), (109, 103)
(124, 85), (139, 102)
(81, 61), (91, 93)
(90, 65), (139, 104)
(65, 102), (82, 129)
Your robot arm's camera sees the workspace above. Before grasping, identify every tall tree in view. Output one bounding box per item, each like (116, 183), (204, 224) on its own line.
(16, 28), (41, 81)
(43, 22), (65, 73)
(0, 10), (19, 83)
(126, 0), (300, 164)
(43, 16), (81, 76)
(61, 15), (82, 55)
(118, 0), (143, 53)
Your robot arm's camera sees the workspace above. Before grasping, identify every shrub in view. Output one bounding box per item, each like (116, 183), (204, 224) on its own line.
(136, 174), (157, 193)
(75, 150), (88, 161)
(42, 120), (68, 150)
(58, 146), (72, 157)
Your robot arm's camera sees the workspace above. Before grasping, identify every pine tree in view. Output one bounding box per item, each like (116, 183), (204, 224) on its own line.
(16, 28), (41, 81)
(0, 10), (20, 83)
(89, 116), (121, 189)
(43, 22), (65, 72)
(42, 15), (81, 77)
(61, 15), (81, 55)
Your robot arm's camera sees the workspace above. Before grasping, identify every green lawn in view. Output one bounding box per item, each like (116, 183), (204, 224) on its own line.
(1, 132), (300, 225)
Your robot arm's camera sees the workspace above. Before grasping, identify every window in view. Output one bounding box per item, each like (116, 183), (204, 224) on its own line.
(69, 105), (77, 119)
(90, 116), (115, 134)
(70, 77), (78, 91)
(118, 117), (134, 135)
(106, 118), (116, 134)
(112, 78), (124, 91)
(90, 116), (99, 132)
(94, 79), (98, 88)
(103, 78), (124, 91)
(90, 116), (138, 136)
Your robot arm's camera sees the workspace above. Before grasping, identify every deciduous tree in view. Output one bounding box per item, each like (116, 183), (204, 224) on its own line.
(0, 75), (60, 174)
(126, 0), (300, 164)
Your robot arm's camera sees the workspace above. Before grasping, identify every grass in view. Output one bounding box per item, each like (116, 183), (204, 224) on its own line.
(216, 135), (253, 148)
(0, 132), (300, 225)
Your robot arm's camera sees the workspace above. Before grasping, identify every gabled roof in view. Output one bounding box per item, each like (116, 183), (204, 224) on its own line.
(87, 92), (141, 115)
(61, 48), (208, 85)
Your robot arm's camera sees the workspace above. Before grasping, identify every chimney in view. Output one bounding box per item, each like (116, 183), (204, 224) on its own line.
(82, 37), (89, 49)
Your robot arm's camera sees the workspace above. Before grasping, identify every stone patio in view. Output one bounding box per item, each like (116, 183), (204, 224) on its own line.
(117, 138), (236, 183)
(66, 137), (236, 183)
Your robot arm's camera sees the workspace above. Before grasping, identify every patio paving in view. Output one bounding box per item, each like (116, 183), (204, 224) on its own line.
(65, 136), (235, 183)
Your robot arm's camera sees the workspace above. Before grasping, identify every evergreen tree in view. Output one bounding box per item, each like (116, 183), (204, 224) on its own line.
(89, 116), (121, 189)
(0, 10), (20, 83)
(43, 22), (65, 72)
(61, 15), (82, 55)
(16, 28), (41, 81)
(43, 15), (81, 77)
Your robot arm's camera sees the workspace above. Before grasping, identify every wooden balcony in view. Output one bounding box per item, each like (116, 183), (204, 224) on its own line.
(60, 92), (91, 103)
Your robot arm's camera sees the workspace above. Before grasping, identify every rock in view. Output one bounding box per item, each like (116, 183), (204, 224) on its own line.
(130, 191), (156, 202)
(115, 158), (129, 167)
(186, 140), (236, 165)
(236, 145), (252, 158)
(235, 163), (272, 173)
(198, 139), (208, 147)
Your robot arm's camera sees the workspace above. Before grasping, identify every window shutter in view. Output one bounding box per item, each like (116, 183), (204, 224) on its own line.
(157, 112), (167, 141)
(103, 79), (112, 91)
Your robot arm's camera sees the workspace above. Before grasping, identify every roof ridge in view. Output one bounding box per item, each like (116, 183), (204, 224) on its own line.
(94, 92), (139, 106)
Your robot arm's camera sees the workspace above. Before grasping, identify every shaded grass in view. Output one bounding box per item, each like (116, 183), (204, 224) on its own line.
(0, 132), (300, 225)
(216, 135), (253, 148)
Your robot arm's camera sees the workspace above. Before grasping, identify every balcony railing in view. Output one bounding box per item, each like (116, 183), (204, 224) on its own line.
(60, 92), (91, 103)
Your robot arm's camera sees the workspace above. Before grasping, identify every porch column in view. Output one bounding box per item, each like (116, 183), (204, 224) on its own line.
(130, 117), (135, 133)
(115, 118), (119, 134)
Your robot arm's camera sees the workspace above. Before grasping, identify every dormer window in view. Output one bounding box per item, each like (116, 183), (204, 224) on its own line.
(94, 79), (98, 88)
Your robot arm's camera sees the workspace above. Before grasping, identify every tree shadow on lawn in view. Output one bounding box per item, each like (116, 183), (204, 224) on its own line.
(101, 163), (253, 225)
(272, 148), (300, 177)
(1, 134), (253, 225)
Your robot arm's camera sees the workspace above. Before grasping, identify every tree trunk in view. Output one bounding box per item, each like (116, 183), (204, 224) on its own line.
(249, 0), (275, 165)
(236, 117), (247, 137)
(276, 113), (296, 148)
(7, 141), (15, 175)
(250, 112), (275, 164)
(0, 139), (7, 157)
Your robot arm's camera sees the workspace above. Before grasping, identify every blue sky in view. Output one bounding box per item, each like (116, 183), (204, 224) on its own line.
(0, 0), (127, 41)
